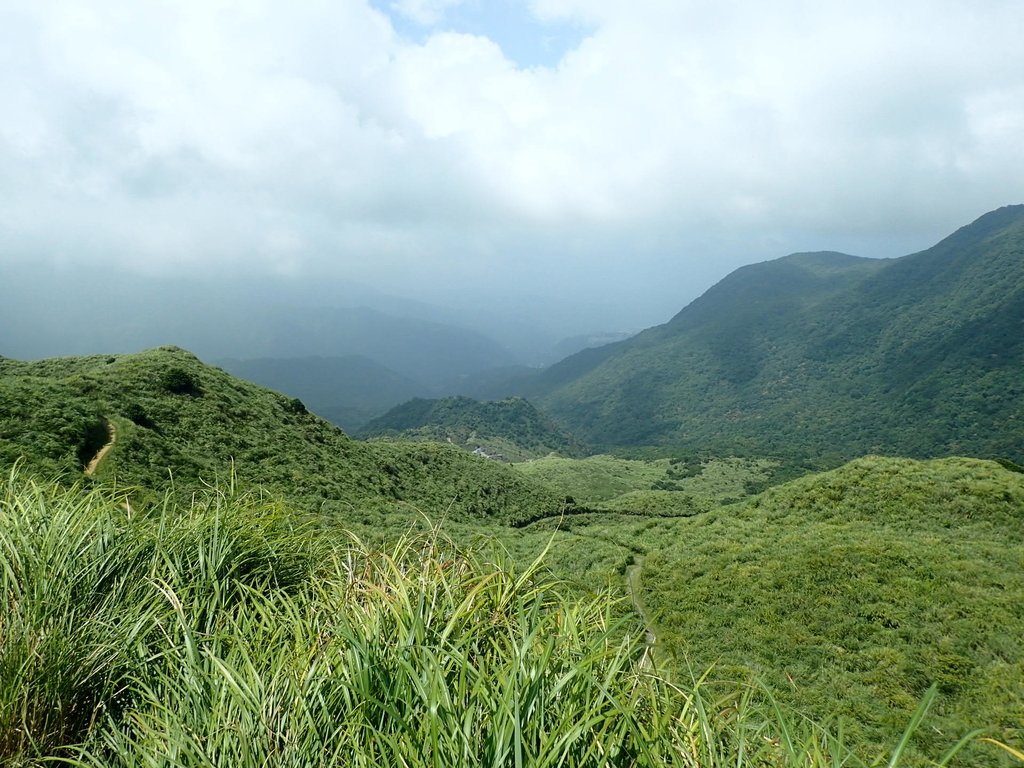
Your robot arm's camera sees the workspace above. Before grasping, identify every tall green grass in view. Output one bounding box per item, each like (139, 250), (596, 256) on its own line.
(0, 467), (312, 765)
(0, 468), (999, 766)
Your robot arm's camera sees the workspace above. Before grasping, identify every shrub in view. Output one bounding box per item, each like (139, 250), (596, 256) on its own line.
(159, 368), (201, 396)
(123, 403), (156, 429)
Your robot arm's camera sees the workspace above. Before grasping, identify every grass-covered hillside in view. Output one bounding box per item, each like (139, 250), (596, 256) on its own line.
(5, 467), (1019, 768)
(0, 472), (695, 767)
(641, 456), (1024, 766)
(528, 205), (1024, 463)
(0, 347), (562, 524)
(359, 395), (587, 461)
(514, 454), (777, 516)
(2, 347), (1023, 766)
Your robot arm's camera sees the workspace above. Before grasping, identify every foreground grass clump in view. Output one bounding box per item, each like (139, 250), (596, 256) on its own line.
(0, 468), (313, 765)
(2, 468), (820, 768)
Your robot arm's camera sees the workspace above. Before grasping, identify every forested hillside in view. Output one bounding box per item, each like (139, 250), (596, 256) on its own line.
(530, 205), (1024, 462)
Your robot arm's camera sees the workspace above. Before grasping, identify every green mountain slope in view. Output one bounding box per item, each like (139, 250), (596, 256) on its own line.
(641, 455), (1024, 765)
(0, 347), (562, 524)
(358, 395), (587, 461)
(531, 205), (1024, 461)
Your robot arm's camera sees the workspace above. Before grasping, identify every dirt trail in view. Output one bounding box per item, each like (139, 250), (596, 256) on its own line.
(84, 422), (116, 476)
(626, 556), (657, 669)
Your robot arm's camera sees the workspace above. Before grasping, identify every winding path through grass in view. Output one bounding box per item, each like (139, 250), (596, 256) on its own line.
(84, 421), (116, 476)
(626, 555), (657, 668)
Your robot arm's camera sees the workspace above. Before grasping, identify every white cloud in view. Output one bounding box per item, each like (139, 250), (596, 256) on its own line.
(391, 0), (467, 26)
(1, 0), (1023, 329)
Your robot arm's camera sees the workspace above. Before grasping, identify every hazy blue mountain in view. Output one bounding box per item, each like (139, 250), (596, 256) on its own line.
(217, 355), (428, 431)
(0, 266), (519, 390)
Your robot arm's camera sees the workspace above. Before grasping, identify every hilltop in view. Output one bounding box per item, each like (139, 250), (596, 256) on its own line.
(0, 347), (563, 524)
(527, 205), (1024, 463)
(358, 395), (587, 461)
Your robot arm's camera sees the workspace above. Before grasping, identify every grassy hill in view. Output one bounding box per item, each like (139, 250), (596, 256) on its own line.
(529, 205), (1024, 463)
(358, 395), (587, 461)
(0, 347), (563, 525)
(640, 456), (1024, 766)
(2, 347), (1023, 765)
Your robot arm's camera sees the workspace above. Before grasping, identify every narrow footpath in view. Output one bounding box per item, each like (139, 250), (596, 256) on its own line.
(626, 555), (657, 669)
(84, 421), (116, 476)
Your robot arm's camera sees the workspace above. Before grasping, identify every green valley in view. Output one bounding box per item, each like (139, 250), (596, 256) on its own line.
(2, 205), (1024, 766)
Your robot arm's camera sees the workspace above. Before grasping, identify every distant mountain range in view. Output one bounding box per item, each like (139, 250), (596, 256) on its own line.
(216, 355), (427, 431)
(0, 267), (518, 392)
(0, 265), (641, 426)
(5, 206), (1021, 465)
(522, 205), (1024, 463)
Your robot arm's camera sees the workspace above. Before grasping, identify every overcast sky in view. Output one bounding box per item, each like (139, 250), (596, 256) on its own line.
(2, 0), (1022, 334)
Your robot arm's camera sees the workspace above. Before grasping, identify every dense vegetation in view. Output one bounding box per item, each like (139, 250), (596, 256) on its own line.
(641, 456), (1024, 766)
(0, 473), (667, 766)
(0, 347), (563, 524)
(5, 468), (1016, 767)
(4, 457), (1020, 766)
(359, 395), (587, 461)
(514, 454), (777, 514)
(525, 206), (1024, 463)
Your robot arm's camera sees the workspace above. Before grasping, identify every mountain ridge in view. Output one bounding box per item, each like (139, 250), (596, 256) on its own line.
(527, 204), (1024, 462)
(0, 268), (520, 392)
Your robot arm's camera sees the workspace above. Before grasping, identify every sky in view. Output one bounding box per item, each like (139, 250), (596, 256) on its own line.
(2, 0), (1023, 336)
